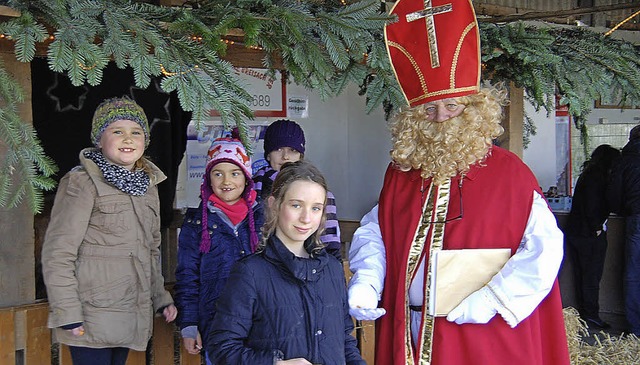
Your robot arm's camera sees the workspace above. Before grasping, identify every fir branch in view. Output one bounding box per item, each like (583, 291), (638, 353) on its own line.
(0, 58), (56, 213)
(480, 22), (640, 132)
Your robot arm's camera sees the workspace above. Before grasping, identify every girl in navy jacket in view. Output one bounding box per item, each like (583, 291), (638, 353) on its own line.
(174, 136), (264, 364)
(209, 160), (365, 365)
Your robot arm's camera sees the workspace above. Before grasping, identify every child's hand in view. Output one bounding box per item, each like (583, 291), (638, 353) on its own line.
(183, 334), (202, 355)
(277, 359), (312, 365)
(68, 325), (85, 337)
(163, 304), (178, 322)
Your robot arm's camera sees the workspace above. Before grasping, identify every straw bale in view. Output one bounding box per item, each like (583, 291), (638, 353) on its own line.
(564, 307), (640, 365)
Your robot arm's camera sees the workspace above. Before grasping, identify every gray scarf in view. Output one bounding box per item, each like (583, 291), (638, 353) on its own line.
(84, 150), (149, 196)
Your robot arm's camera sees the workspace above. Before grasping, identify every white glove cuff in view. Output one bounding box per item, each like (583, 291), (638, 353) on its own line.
(485, 285), (518, 328)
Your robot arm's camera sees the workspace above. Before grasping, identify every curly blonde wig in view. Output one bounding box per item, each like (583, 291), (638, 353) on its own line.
(389, 86), (508, 185)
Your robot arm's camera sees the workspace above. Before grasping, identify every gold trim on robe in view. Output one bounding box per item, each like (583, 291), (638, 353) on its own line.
(404, 179), (451, 365)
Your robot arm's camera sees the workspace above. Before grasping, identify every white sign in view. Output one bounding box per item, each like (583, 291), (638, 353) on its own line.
(210, 68), (286, 117)
(177, 121), (270, 208)
(287, 95), (309, 118)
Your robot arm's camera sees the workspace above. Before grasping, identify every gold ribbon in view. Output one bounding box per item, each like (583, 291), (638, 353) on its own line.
(404, 178), (451, 365)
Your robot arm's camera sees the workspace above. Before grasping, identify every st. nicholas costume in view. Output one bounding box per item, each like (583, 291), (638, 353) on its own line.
(348, 0), (570, 362)
(349, 146), (570, 365)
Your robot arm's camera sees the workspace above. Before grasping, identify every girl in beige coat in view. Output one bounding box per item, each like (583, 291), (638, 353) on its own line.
(42, 97), (177, 365)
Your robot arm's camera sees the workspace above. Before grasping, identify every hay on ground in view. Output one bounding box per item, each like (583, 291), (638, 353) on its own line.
(564, 307), (640, 364)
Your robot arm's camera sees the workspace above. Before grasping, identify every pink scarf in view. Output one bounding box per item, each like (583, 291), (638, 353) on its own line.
(207, 190), (257, 225)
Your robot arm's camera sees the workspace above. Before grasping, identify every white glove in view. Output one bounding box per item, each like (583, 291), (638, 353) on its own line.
(350, 307), (387, 321)
(348, 283), (386, 321)
(446, 286), (497, 325)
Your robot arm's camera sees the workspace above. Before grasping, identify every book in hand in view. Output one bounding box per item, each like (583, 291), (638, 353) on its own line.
(428, 248), (511, 317)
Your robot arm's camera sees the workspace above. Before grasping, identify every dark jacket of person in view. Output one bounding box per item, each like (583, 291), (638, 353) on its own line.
(208, 235), (365, 365)
(566, 152), (617, 237)
(608, 138), (640, 216)
(174, 202), (264, 345)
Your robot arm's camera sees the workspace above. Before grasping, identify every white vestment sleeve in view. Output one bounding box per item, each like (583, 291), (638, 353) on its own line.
(486, 191), (564, 326)
(348, 204), (386, 299)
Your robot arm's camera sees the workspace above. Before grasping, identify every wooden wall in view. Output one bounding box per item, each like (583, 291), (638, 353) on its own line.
(0, 51), (36, 307)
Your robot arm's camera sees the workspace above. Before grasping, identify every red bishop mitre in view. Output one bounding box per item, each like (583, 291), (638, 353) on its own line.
(384, 0), (480, 107)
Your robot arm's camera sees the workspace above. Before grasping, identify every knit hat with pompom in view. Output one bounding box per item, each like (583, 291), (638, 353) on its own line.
(199, 131), (258, 253)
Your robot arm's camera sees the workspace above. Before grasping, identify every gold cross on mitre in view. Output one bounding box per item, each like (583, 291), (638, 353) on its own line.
(405, 1), (453, 68)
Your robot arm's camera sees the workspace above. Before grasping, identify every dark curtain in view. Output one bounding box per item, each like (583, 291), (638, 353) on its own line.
(32, 58), (191, 228)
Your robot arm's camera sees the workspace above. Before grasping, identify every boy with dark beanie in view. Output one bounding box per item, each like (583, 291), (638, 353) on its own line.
(254, 119), (343, 260)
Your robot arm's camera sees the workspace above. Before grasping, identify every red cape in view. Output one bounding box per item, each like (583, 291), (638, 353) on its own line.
(376, 146), (570, 365)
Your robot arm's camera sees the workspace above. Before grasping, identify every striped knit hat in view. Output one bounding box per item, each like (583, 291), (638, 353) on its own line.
(91, 97), (150, 148)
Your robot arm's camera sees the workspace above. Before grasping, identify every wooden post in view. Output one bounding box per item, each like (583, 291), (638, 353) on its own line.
(125, 349), (146, 365)
(59, 344), (73, 365)
(0, 52), (36, 307)
(22, 303), (51, 365)
(161, 209), (184, 282)
(357, 321), (376, 364)
(152, 317), (176, 365)
(498, 82), (525, 158)
(343, 258), (375, 364)
(0, 309), (15, 364)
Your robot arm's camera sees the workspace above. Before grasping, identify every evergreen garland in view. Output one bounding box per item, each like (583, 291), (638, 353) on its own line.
(480, 21), (640, 133)
(0, 56), (57, 213)
(0, 1), (638, 212)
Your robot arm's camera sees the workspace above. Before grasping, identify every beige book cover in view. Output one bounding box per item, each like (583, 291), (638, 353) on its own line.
(428, 248), (512, 317)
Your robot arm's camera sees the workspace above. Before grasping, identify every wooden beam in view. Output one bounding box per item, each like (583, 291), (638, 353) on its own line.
(474, 4), (529, 18)
(23, 304), (50, 365)
(151, 317), (175, 365)
(0, 309), (15, 365)
(0, 36), (283, 70)
(498, 82), (524, 158)
(0, 5), (20, 18)
(221, 43), (284, 69)
(474, 4), (574, 26)
(59, 344), (72, 365)
(482, 1), (640, 23)
(0, 52), (35, 307)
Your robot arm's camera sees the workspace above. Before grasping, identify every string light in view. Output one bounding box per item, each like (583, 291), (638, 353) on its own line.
(0, 33), (53, 41)
(605, 9), (640, 36)
(77, 61), (96, 70)
(186, 34), (263, 50)
(160, 64), (199, 76)
(160, 64), (177, 76)
(222, 38), (263, 50)
(0, 30), (264, 52)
